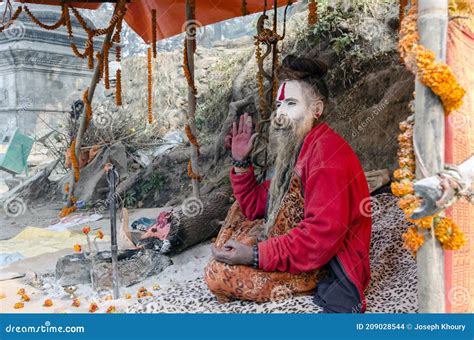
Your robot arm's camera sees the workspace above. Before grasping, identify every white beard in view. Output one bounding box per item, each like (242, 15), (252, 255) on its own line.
(260, 113), (314, 239)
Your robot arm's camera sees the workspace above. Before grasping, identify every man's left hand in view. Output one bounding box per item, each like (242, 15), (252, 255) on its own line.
(211, 239), (254, 266)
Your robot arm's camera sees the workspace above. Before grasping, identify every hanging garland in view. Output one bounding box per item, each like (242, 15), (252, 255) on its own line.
(185, 123), (202, 181)
(398, 0), (465, 114)
(308, 0), (318, 26)
(241, 0), (248, 16)
(391, 106), (467, 256)
(116, 69), (122, 106)
(104, 41), (112, 90)
(399, 0), (408, 28)
(83, 88), (93, 129)
(96, 52), (104, 80)
(24, 5), (65, 30)
(151, 9), (157, 59)
(69, 140), (80, 183)
(0, 5), (22, 33)
(147, 47), (153, 124)
(183, 41), (197, 94)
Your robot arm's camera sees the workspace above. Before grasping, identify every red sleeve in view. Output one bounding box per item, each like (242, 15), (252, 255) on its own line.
(229, 165), (270, 220)
(257, 167), (350, 274)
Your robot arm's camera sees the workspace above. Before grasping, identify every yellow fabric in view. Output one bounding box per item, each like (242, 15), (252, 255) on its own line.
(0, 227), (109, 258)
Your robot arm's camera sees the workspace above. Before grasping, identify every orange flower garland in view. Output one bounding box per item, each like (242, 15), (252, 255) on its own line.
(434, 217), (467, 250)
(308, 0), (318, 26)
(0, 6), (23, 33)
(116, 69), (122, 106)
(398, 0), (465, 115)
(151, 9), (157, 58)
(14, 302), (24, 309)
(187, 160), (202, 181)
(73, 243), (82, 252)
(104, 42), (112, 90)
(402, 226), (425, 257)
(183, 41), (197, 94)
(43, 299), (53, 307)
(399, 0), (408, 28)
(147, 47), (153, 124)
(184, 124), (200, 156)
(70, 140), (80, 183)
(83, 88), (92, 129)
(241, 0), (248, 16)
(24, 5), (65, 30)
(255, 43), (266, 114)
(392, 110), (466, 254)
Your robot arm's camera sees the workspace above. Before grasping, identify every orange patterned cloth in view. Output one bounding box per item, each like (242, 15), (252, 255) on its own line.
(445, 14), (474, 313)
(204, 174), (319, 303)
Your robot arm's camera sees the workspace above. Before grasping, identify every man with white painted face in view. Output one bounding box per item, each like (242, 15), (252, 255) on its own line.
(206, 55), (372, 313)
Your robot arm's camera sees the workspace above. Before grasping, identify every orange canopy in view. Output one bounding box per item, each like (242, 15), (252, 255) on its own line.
(18, 0), (293, 42)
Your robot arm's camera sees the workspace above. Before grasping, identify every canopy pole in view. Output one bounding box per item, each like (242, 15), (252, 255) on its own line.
(66, 27), (116, 207)
(185, 0), (201, 199)
(414, 0), (448, 313)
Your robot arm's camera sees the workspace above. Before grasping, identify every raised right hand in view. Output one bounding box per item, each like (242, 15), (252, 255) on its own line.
(231, 113), (258, 162)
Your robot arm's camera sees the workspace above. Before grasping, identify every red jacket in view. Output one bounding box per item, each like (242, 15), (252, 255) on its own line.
(230, 123), (371, 312)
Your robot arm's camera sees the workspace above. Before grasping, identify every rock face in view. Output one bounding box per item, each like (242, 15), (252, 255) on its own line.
(56, 249), (172, 289)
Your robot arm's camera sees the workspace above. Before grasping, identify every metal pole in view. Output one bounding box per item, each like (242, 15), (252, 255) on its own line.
(106, 164), (120, 299)
(414, 0), (448, 313)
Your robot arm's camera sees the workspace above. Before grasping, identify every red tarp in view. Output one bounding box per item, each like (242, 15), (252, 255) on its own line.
(18, 0), (292, 42)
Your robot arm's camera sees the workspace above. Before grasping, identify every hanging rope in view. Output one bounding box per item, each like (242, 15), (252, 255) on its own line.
(241, 0), (248, 16)
(151, 9), (157, 58)
(147, 47), (153, 124)
(0, 5), (22, 33)
(308, 0), (318, 26)
(83, 88), (93, 129)
(116, 69), (122, 106)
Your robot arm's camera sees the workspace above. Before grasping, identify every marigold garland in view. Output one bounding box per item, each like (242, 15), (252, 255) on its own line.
(0, 6), (23, 33)
(116, 69), (122, 106)
(255, 43), (266, 114)
(402, 226), (425, 257)
(83, 88), (92, 129)
(187, 160), (202, 181)
(434, 217), (467, 250)
(398, 0), (465, 115)
(184, 124), (200, 156)
(147, 47), (153, 124)
(116, 46), (121, 63)
(60, 204), (76, 218)
(183, 41), (197, 94)
(392, 111), (466, 254)
(241, 0), (248, 16)
(308, 0), (318, 26)
(96, 52), (104, 80)
(14, 302), (24, 309)
(24, 5), (65, 30)
(104, 42), (112, 90)
(399, 0), (408, 28)
(70, 140), (80, 183)
(151, 9), (157, 58)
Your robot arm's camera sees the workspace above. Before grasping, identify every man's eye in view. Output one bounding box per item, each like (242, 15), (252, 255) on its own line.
(276, 102), (281, 108)
(288, 101), (296, 106)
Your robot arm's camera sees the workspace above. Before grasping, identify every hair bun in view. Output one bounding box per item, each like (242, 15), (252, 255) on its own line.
(280, 54), (328, 79)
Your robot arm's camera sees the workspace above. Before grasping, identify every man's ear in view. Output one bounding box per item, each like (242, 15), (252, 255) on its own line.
(311, 99), (324, 120)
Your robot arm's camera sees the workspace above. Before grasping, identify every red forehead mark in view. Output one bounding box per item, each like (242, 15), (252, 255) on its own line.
(278, 82), (286, 101)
